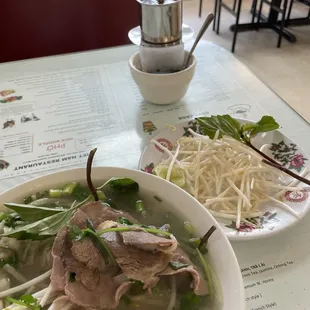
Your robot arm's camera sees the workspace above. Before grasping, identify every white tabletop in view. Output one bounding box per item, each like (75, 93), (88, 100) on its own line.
(0, 41), (309, 309)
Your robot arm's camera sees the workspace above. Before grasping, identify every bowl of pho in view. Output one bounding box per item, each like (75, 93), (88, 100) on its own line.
(0, 149), (244, 310)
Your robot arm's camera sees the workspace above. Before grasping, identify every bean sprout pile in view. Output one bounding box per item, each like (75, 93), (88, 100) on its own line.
(152, 129), (309, 229)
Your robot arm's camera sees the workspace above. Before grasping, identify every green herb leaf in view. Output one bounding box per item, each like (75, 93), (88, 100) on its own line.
(84, 228), (116, 265)
(67, 225), (116, 265)
(67, 224), (85, 241)
(68, 272), (76, 283)
(169, 261), (189, 270)
(196, 115), (242, 141)
(73, 184), (90, 201)
(121, 294), (131, 306)
(2, 196), (91, 240)
(118, 217), (134, 226)
(23, 192), (47, 205)
(23, 196), (33, 205)
(0, 247), (17, 268)
(86, 218), (96, 232)
(243, 115), (280, 138)
(6, 294), (42, 310)
(4, 203), (66, 222)
(2, 209), (74, 240)
(180, 291), (202, 310)
(0, 212), (21, 228)
(108, 178), (139, 192)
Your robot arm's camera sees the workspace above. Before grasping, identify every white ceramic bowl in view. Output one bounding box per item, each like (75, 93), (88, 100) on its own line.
(129, 52), (196, 105)
(0, 167), (245, 310)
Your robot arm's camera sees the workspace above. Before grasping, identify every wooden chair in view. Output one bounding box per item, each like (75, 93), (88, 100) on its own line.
(0, 0), (139, 63)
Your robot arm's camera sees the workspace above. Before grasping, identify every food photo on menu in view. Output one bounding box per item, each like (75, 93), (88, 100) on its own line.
(0, 0), (310, 310)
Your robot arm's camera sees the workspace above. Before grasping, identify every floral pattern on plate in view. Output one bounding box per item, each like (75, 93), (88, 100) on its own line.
(225, 212), (278, 232)
(269, 140), (308, 172)
(139, 119), (310, 240)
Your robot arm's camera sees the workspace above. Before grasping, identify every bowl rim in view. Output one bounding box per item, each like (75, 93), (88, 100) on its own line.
(128, 51), (197, 77)
(0, 166), (245, 309)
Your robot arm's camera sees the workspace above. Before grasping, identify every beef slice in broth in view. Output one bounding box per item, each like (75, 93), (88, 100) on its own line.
(158, 247), (209, 296)
(80, 202), (136, 228)
(102, 231), (172, 289)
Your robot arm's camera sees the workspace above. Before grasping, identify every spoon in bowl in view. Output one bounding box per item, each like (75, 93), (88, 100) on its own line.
(183, 13), (214, 69)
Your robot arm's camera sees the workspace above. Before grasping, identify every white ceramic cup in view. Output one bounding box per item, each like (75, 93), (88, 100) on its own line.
(129, 51), (196, 105)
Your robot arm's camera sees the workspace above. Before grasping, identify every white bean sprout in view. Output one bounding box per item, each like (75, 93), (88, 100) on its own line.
(153, 136), (307, 229)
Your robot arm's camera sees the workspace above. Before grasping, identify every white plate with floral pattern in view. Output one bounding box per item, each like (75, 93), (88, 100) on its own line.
(139, 119), (310, 240)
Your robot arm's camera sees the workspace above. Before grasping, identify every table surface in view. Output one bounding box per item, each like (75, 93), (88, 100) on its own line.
(0, 41), (310, 309)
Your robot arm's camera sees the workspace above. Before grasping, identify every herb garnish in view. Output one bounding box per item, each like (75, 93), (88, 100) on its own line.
(6, 294), (42, 310)
(169, 261), (189, 270)
(196, 115), (310, 186)
(3, 203), (65, 222)
(68, 272), (76, 283)
(180, 291), (203, 310)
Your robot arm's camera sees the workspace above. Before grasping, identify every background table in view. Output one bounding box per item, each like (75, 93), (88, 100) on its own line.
(0, 41), (309, 309)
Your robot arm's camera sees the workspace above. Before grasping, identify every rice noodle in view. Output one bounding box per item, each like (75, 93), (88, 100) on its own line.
(153, 135), (307, 229)
(167, 276), (177, 310)
(40, 284), (52, 307)
(3, 265), (27, 283)
(0, 270), (51, 299)
(5, 288), (49, 309)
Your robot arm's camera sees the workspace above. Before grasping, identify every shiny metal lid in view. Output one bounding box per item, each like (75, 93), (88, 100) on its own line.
(137, 0), (183, 44)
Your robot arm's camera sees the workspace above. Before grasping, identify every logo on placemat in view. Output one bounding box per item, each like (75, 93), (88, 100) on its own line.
(284, 190), (309, 203)
(155, 138), (173, 153)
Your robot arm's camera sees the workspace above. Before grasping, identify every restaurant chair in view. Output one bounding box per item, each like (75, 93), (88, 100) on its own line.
(286, 0), (310, 26)
(256, 0), (289, 47)
(211, 0), (256, 53)
(0, 0), (139, 63)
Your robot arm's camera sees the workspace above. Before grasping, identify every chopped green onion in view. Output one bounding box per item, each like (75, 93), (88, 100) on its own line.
(189, 237), (201, 248)
(184, 221), (195, 236)
(135, 200), (144, 212)
(96, 190), (107, 200)
(49, 189), (63, 198)
(63, 182), (78, 195)
(135, 200), (146, 217)
(89, 190), (107, 202)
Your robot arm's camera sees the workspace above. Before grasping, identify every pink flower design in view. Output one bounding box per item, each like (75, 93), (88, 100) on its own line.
(289, 154), (305, 169)
(143, 163), (154, 174)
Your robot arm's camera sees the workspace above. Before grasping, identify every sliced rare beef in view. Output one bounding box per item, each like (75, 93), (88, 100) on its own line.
(121, 231), (177, 253)
(65, 275), (132, 309)
(50, 210), (130, 309)
(51, 227), (67, 291)
(71, 238), (106, 272)
(102, 231), (172, 288)
(81, 201), (136, 228)
(158, 247), (209, 296)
